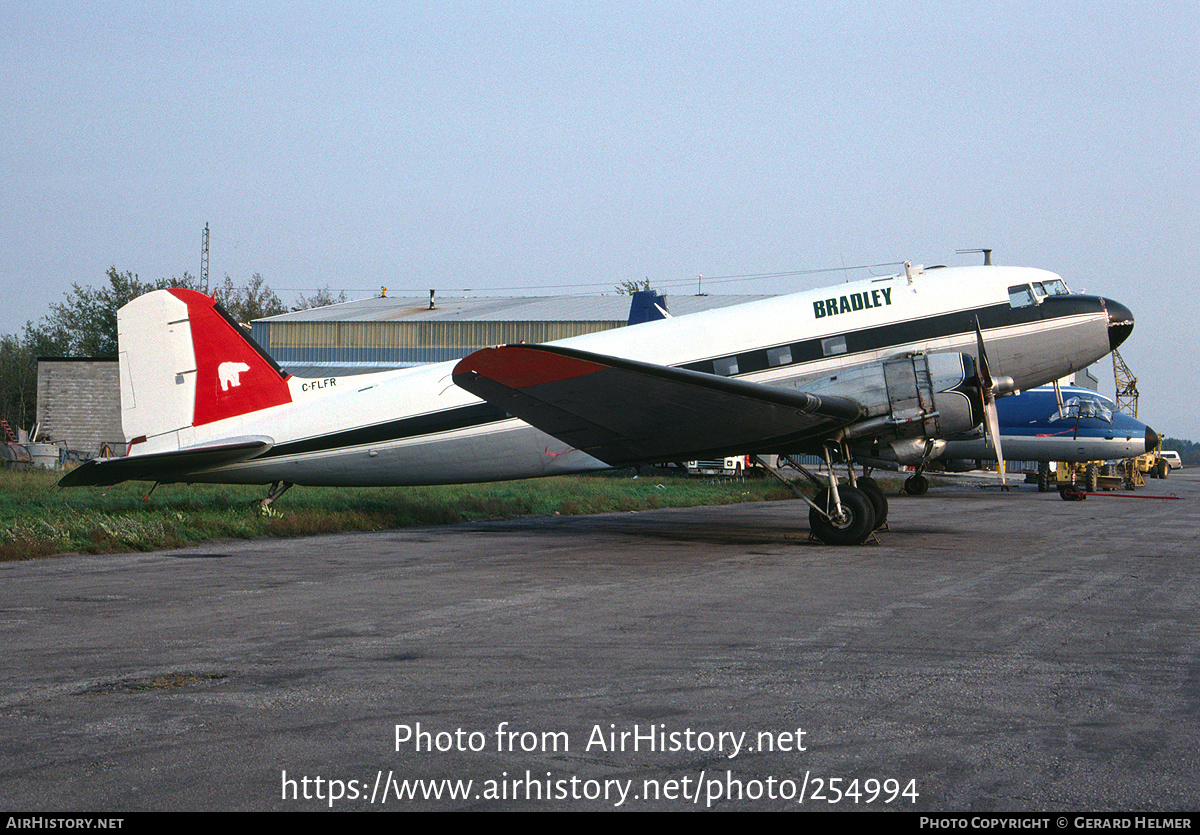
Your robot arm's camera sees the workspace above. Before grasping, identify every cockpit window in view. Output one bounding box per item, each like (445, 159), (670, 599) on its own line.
(1008, 285), (1036, 308)
(1050, 395), (1113, 425)
(1041, 279), (1069, 295)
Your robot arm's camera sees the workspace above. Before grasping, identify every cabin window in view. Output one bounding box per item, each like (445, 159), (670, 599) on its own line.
(713, 356), (739, 376)
(767, 345), (793, 367)
(821, 335), (847, 356)
(1008, 285), (1036, 308)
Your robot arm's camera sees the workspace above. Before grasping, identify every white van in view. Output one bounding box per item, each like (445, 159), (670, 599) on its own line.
(1162, 451), (1183, 470)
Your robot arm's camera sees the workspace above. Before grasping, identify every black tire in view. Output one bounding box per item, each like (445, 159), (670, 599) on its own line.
(1158, 460), (1169, 479)
(903, 474), (929, 496)
(855, 477), (889, 529)
(1059, 484), (1087, 501)
(1086, 463), (1098, 493)
(809, 486), (876, 545)
(1037, 462), (1050, 493)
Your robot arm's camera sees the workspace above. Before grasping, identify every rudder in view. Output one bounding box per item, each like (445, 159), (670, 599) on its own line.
(119, 289), (292, 451)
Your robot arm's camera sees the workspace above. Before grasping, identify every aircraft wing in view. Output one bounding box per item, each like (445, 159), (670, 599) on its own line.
(58, 437), (273, 487)
(452, 344), (864, 466)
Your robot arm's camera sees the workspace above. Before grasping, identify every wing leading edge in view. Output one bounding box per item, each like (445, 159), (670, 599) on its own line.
(452, 344), (864, 466)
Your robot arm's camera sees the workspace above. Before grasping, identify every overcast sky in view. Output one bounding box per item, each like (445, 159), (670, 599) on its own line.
(3, 1), (1196, 438)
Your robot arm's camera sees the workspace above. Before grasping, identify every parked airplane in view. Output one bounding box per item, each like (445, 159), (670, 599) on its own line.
(623, 293), (1154, 497)
(60, 263), (1134, 544)
(911, 385), (1155, 492)
(940, 385), (1155, 464)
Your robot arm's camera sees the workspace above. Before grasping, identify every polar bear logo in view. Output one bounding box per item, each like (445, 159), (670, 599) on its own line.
(218, 361), (251, 391)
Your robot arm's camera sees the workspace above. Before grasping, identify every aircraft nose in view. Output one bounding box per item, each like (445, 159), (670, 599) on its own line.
(1144, 426), (1158, 455)
(1103, 298), (1134, 350)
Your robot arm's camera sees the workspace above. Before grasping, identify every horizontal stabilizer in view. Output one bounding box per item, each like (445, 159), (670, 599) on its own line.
(452, 344), (863, 466)
(58, 437), (274, 487)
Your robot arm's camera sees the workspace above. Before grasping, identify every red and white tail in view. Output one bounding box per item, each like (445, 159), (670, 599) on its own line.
(119, 289), (292, 451)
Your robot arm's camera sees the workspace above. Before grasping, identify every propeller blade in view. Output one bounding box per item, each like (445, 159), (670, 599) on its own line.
(975, 316), (1007, 487)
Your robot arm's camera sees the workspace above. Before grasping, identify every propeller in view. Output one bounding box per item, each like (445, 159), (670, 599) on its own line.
(974, 316), (1014, 489)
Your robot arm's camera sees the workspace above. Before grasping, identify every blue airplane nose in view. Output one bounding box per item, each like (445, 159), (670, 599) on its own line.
(1104, 298), (1134, 350)
(1144, 426), (1158, 455)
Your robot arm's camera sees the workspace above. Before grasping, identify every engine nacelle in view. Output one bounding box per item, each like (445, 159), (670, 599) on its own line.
(797, 351), (984, 466)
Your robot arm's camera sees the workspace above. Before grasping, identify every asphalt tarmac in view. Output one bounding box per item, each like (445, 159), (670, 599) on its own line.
(2, 470), (1197, 811)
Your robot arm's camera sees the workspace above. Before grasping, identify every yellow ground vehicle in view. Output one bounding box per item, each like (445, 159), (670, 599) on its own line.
(1036, 460), (1125, 493)
(1124, 434), (1170, 486)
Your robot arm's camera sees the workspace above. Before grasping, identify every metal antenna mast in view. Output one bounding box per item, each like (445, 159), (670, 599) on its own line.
(201, 222), (210, 293)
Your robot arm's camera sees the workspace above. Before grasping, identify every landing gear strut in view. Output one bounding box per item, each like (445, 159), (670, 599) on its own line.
(258, 481), (294, 512)
(760, 445), (881, 546)
(808, 485), (876, 545)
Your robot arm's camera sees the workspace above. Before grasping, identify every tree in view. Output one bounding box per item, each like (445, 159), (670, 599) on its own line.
(34, 267), (197, 357)
(0, 334), (37, 433)
(215, 273), (287, 323)
(293, 285), (348, 311)
(615, 278), (656, 295)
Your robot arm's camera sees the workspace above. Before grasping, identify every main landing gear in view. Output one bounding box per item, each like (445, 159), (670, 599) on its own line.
(760, 446), (887, 546)
(808, 484), (877, 545)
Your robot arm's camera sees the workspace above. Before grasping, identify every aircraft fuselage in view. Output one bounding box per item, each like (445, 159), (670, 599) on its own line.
(88, 265), (1132, 487)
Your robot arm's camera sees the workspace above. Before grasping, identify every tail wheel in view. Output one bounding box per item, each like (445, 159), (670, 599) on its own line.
(809, 486), (876, 545)
(903, 474), (929, 495)
(855, 477), (889, 530)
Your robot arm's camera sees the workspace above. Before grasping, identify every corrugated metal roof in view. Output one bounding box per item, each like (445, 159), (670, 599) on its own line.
(251, 293), (778, 370)
(256, 294), (773, 324)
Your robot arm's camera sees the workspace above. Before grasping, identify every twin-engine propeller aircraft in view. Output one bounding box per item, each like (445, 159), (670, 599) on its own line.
(60, 262), (1134, 545)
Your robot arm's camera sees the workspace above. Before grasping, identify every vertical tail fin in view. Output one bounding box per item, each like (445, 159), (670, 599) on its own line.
(119, 289), (292, 450)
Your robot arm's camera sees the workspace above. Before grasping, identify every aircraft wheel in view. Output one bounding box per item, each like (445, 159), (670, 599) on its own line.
(1059, 484), (1087, 501)
(855, 477), (889, 529)
(1086, 463), (1099, 493)
(1037, 462), (1050, 493)
(903, 474), (928, 496)
(809, 487), (876, 545)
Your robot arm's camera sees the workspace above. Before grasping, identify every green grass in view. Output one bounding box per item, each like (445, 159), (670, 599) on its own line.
(0, 467), (797, 561)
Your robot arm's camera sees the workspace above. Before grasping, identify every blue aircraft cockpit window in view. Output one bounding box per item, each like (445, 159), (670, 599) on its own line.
(1008, 285), (1036, 308)
(1051, 395), (1114, 424)
(1041, 278), (1070, 295)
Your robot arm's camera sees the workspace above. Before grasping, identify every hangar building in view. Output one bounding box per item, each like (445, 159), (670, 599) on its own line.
(250, 293), (768, 375)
